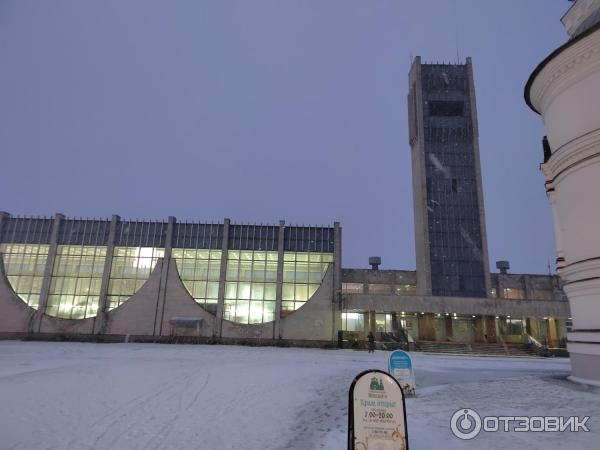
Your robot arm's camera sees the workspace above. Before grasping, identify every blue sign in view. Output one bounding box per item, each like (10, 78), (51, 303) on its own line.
(388, 350), (416, 396)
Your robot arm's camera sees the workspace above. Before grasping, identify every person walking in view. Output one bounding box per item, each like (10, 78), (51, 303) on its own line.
(367, 331), (375, 353)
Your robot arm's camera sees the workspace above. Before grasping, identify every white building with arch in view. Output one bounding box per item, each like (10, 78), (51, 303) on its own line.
(525, 0), (600, 384)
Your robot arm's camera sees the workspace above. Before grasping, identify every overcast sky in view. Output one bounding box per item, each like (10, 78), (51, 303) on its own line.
(0, 0), (571, 273)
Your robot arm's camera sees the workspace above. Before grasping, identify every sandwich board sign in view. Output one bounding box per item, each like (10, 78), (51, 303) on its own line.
(348, 369), (409, 450)
(388, 350), (416, 396)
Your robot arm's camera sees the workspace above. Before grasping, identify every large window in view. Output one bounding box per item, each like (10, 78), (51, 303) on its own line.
(429, 100), (464, 117)
(502, 288), (525, 300)
(47, 246), (106, 319)
(172, 249), (221, 314)
(341, 312), (364, 332)
(342, 283), (364, 294)
(395, 284), (416, 294)
(368, 284), (393, 295)
(107, 247), (164, 309)
(506, 318), (524, 335)
(224, 250), (278, 324)
(282, 252), (333, 316)
(0, 244), (49, 309)
(375, 313), (393, 333)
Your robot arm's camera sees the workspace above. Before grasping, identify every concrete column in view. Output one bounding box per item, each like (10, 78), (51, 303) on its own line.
(391, 313), (399, 334)
(523, 275), (533, 300)
(466, 57), (492, 297)
(474, 316), (484, 343)
(485, 316), (497, 343)
(214, 218), (230, 339)
(153, 216), (175, 337)
(529, 318), (541, 342)
(547, 318), (559, 348)
(408, 58), (432, 297)
(0, 211), (10, 243)
(94, 214), (120, 335)
(369, 311), (376, 334)
(418, 313), (436, 341)
(0, 212), (7, 280)
(332, 222), (342, 342)
(494, 275), (501, 298)
(273, 220), (285, 340)
(34, 213), (64, 333)
(498, 317), (507, 341)
(445, 315), (453, 339)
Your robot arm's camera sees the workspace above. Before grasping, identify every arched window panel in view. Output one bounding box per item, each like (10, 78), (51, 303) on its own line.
(0, 244), (49, 309)
(107, 247), (164, 310)
(223, 250), (278, 324)
(47, 245), (107, 319)
(281, 252), (333, 317)
(172, 249), (221, 314)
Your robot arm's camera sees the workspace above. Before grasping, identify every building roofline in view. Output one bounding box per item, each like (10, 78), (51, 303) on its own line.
(560, 0), (579, 25)
(525, 21), (600, 114)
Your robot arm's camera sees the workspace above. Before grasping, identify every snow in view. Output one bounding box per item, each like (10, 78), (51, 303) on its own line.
(0, 341), (597, 450)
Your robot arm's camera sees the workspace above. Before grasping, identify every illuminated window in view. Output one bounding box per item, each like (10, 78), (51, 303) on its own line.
(224, 250), (278, 324)
(376, 313), (393, 332)
(107, 247), (164, 309)
(502, 288), (525, 300)
(281, 252), (333, 316)
(47, 246), (107, 319)
(341, 312), (364, 331)
(342, 283), (364, 294)
(395, 284), (416, 295)
(172, 249), (221, 314)
(0, 244), (49, 309)
(368, 284), (393, 295)
(506, 318), (523, 335)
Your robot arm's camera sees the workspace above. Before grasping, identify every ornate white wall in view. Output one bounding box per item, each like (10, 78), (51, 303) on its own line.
(527, 13), (600, 384)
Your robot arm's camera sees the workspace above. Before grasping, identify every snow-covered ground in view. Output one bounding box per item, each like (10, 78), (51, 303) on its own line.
(0, 341), (597, 450)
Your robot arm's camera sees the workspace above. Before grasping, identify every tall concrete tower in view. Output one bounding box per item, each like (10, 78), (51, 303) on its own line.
(408, 57), (491, 298)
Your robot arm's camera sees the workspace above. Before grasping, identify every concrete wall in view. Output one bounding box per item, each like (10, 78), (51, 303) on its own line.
(342, 268), (417, 286)
(408, 57), (432, 296)
(0, 253), (337, 343)
(490, 273), (565, 300)
(105, 259), (165, 336)
(280, 265), (336, 341)
(0, 261), (35, 334)
(344, 268), (566, 302)
(343, 293), (571, 318)
(160, 259), (217, 338)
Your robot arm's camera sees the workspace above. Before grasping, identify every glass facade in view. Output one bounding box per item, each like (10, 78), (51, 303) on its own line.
(506, 318), (524, 335)
(224, 250), (278, 324)
(282, 252), (333, 316)
(47, 246), (106, 319)
(1, 217), (338, 329)
(107, 247), (164, 309)
(172, 249), (221, 314)
(341, 312), (364, 332)
(375, 313), (393, 333)
(0, 244), (49, 309)
(419, 64), (487, 297)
